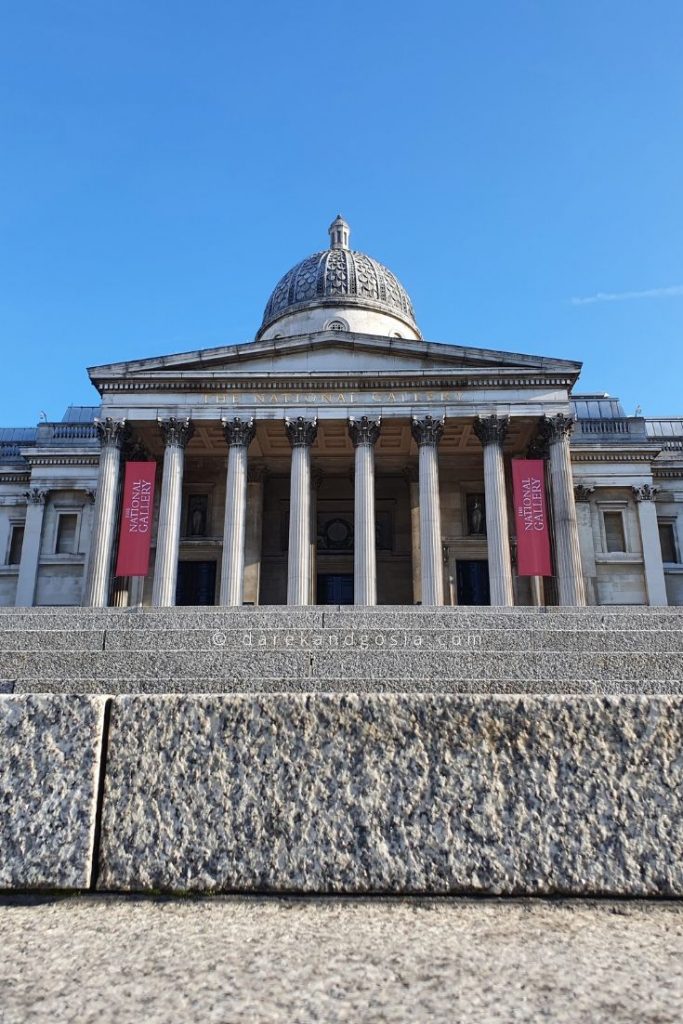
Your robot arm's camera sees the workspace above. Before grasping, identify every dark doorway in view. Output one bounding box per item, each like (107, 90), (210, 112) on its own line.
(317, 573), (354, 605)
(176, 560), (217, 606)
(456, 560), (490, 606)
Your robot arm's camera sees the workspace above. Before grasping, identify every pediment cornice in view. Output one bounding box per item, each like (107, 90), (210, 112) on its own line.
(88, 330), (581, 395)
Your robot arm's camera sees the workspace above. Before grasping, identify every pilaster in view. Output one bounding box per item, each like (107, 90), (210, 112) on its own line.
(633, 485), (668, 606)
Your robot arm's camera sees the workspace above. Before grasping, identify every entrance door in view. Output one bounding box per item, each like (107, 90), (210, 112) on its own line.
(456, 560), (490, 606)
(317, 573), (354, 605)
(176, 561), (217, 606)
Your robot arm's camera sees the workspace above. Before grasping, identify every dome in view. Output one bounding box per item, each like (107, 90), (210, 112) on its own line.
(256, 216), (421, 341)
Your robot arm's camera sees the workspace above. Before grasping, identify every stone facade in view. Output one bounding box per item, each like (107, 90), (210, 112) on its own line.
(1, 223), (682, 609)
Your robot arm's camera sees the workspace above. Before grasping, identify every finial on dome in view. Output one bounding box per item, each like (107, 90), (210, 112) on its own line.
(328, 214), (350, 250)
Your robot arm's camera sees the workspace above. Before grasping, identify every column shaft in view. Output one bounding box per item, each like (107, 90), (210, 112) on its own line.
(411, 417), (444, 607)
(354, 444), (376, 605)
(219, 418), (255, 607)
(243, 468), (266, 605)
(349, 416), (380, 606)
(83, 418), (126, 607)
(474, 416), (514, 607)
(482, 443), (514, 606)
(285, 417), (318, 606)
(15, 491), (47, 607)
(406, 470), (421, 604)
(544, 416), (586, 606)
(288, 445), (311, 605)
(152, 418), (193, 607)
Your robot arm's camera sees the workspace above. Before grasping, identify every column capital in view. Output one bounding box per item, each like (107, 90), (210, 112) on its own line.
(158, 417), (194, 449)
(632, 484), (658, 503)
(24, 487), (47, 505)
(348, 415), (381, 448)
(574, 484), (595, 502)
(122, 433), (150, 463)
(247, 463), (268, 484)
(473, 414), (509, 447)
(541, 413), (575, 443)
(285, 416), (318, 448)
(222, 416), (256, 448)
(95, 417), (128, 449)
(411, 415), (444, 447)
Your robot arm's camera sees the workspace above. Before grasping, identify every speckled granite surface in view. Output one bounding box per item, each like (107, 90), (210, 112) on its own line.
(98, 694), (683, 895)
(0, 696), (106, 889)
(2, 896), (682, 1024)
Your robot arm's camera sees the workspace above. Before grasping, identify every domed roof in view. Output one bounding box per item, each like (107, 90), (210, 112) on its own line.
(257, 216), (420, 339)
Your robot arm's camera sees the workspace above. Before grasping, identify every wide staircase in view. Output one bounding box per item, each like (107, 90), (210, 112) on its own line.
(2, 604), (683, 897)
(0, 604), (682, 693)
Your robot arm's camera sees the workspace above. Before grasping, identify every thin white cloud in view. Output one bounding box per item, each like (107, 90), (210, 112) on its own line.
(571, 284), (683, 305)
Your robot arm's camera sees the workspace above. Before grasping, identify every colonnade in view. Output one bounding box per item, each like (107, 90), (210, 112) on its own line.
(83, 412), (587, 608)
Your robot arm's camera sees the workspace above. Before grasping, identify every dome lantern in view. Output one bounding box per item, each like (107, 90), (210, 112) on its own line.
(328, 214), (350, 250)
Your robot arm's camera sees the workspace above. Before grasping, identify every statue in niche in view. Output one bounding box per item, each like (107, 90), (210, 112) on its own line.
(467, 495), (485, 535)
(188, 495), (208, 537)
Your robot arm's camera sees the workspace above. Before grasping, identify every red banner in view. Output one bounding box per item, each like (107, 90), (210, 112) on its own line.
(512, 459), (552, 577)
(115, 462), (156, 577)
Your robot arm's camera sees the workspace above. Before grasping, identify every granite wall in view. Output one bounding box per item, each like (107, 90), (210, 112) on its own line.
(2, 692), (682, 895)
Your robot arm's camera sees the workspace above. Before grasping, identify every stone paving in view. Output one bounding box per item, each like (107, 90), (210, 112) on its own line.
(2, 896), (682, 1023)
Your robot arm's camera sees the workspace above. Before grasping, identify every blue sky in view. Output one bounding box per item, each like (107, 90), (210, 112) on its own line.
(1, 0), (681, 423)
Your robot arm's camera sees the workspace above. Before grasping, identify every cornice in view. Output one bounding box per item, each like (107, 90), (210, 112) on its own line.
(21, 449), (101, 467)
(96, 371), (577, 395)
(571, 450), (654, 463)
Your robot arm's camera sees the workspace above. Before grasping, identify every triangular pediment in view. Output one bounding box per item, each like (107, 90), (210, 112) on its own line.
(89, 331), (581, 387)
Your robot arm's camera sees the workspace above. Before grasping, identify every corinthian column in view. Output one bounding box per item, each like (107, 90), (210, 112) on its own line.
(473, 415), (514, 607)
(220, 417), (256, 606)
(411, 415), (444, 606)
(152, 417), (194, 607)
(285, 416), (318, 605)
(349, 416), (381, 605)
(632, 484), (668, 606)
(83, 417), (127, 607)
(541, 414), (585, 606)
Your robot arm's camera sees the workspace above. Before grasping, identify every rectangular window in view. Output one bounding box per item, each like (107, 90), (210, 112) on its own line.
(603, 511), (626, 553)
(8, 524), (25, 565)
(659, 523), (678, 564)
(55, 513), (79, 554)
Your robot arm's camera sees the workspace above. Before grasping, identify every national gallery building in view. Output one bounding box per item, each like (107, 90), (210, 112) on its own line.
(1, 217), (682, 608)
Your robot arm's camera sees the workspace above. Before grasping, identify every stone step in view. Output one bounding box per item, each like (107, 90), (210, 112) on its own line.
(3, 648), (683, 684)
(1, 626), (682, 653)
(11, 676), (683, 695)
(1, 607), (682, 632)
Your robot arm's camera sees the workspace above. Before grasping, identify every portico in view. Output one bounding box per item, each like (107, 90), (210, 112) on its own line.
(82, 328), (587, 608)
